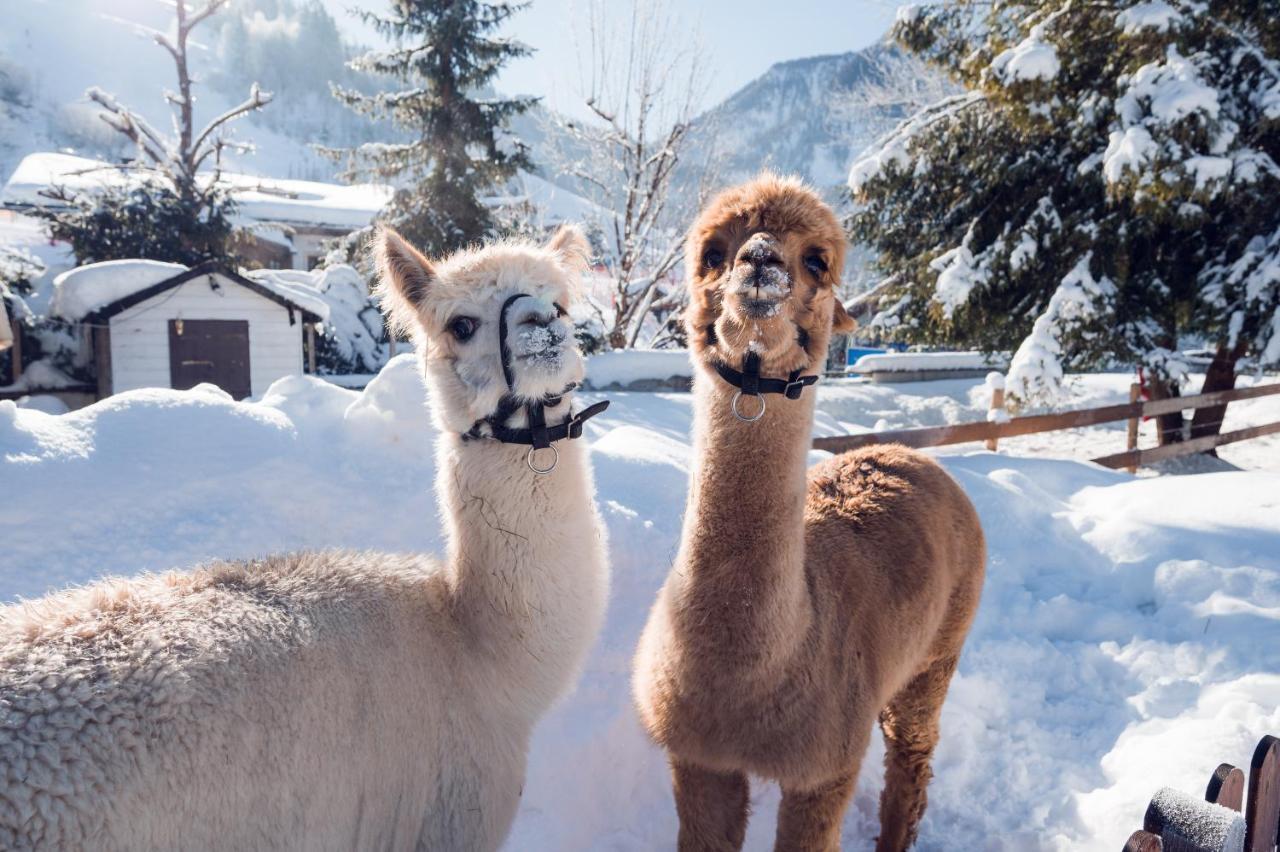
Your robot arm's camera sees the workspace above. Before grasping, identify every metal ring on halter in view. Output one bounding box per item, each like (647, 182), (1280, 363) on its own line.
(731, 390), (766, 422)
(526, 444), (559, 474)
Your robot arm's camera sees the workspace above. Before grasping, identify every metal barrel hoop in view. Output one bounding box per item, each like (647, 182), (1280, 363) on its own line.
(731, 391), (766, 423)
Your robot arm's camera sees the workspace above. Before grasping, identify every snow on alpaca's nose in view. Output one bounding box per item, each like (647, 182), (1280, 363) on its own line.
(506, 295), (581, 397)
(729, 234), (791, 318)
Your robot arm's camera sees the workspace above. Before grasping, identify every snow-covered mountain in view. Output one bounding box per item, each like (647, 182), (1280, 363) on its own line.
(683, 42), (951, 199)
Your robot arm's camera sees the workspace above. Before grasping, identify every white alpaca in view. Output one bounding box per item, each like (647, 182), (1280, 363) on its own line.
(0, 226), (610, 851)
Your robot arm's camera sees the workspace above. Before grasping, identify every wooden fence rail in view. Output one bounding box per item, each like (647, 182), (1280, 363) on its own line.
(1124, 733), (1280, 852)
(813, 381), (1280, 469)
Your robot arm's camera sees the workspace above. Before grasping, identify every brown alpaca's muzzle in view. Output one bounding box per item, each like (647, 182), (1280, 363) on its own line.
(727, 233), (792, 320)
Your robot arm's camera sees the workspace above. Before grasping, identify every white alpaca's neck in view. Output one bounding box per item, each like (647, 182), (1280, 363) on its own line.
(438, 427), (608, 714)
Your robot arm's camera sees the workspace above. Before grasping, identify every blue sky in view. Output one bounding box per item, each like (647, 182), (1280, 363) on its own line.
(325, 0), (900, 119)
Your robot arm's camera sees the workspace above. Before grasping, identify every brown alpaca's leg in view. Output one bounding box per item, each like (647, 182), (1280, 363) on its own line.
(773, 773), (858, 852)
(671, 759), (751, 852)
(875, 654), (960, 852)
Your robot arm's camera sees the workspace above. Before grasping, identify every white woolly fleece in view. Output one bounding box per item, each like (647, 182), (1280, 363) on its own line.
(0, 431), (609, 851)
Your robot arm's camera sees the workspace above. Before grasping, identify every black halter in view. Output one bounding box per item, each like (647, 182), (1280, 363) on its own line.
(462, 293), (609, 473)
(713, 351), (819, 422)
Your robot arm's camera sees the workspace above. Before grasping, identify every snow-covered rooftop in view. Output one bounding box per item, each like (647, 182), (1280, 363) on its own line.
(2, 153), (392, 231)
(50, 259), (330, 322)
(50, 259), (187, 321)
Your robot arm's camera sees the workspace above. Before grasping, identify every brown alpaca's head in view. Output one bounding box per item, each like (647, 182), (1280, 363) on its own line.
(374, 225), (591, 434)
(685, 173), (854, 378)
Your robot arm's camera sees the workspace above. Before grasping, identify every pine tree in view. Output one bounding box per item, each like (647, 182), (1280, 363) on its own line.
(849, 0), (1280, 442)
(327, 1), (536, 254)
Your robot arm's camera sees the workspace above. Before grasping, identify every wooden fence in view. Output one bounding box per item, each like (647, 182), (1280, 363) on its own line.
(813, 381), (1280, 470)
(1124, 733), (1279, 851)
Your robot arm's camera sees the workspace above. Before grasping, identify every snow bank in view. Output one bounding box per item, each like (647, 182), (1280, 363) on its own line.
(584, 349), (693, 390)
(3, 365), (1280, 850)
(850, 350), (1006, 373)
(49, 259), (187, 320)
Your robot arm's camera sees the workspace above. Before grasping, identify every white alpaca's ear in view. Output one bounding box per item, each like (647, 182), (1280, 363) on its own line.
(546, 224), (590, 273)
(374, 227), (435, 337)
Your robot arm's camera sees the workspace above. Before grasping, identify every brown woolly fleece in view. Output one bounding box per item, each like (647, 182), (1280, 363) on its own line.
(632, 174), (986, 852)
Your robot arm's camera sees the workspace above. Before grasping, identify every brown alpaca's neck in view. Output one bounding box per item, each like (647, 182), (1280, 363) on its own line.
(673, 366), (816, 665)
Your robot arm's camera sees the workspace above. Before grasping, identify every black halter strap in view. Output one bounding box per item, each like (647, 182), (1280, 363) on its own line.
(462, 293), (609, 464)
(713, 351), (819, 401)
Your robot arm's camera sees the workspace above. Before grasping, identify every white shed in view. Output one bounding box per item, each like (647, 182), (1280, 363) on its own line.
(51, 260), (328, 400)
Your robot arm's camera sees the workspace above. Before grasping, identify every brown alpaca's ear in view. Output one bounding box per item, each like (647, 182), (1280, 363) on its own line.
(374, 227), (435, 337)
(832, 298), (857, 334)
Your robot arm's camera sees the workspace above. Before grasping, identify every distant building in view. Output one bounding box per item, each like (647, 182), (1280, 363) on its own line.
(50, 259), (328, 401)
(0, 153), (393, 271)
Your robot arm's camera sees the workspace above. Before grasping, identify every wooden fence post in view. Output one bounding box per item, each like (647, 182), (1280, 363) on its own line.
(986, 372), (1006, 452)
(1125, 829), (1163, 851)
(1245, 735), (1279, 852)
(1208, 764), (1247, 813)
(1126, 382), (1141, 473)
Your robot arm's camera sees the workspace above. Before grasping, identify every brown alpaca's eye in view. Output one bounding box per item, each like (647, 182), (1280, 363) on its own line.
(702, 247), (725, 269)
(804, 254), (828, 276)
(448, 316), (478, 342)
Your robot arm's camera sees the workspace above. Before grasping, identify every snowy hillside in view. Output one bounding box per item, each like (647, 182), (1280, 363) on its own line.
(3, 361), (1278, 850)
(0, 0), (395, 182)
(683, 43), (952, 196)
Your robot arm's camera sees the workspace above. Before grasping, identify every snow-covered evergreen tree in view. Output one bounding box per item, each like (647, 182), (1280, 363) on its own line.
(849, 0), (1279, 438)
(326, 0), (536, 254)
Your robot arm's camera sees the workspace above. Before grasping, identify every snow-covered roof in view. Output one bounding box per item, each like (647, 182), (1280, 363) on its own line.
(50, 259), (330, 322)
(850, 350), (1009, 373)
(50, 259), (187, 321)
(2, 153), (391, 231)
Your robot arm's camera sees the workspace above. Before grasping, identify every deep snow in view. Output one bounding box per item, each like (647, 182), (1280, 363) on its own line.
(2, 359), (1278, 850)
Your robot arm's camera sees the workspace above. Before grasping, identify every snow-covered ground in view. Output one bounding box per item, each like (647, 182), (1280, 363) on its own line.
(2, 360), (1278, 850)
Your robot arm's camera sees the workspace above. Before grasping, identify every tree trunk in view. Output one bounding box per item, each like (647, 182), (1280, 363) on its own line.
(1148, 376), (1184, 446)
(1188, 342), (1245, 455)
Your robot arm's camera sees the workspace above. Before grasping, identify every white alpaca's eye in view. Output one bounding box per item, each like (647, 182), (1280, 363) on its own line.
(448, 316), (478, 342)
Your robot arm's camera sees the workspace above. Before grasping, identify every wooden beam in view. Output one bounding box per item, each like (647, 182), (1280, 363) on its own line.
(306, 323), (317, 375)
(985, 385), (1005, 451)
(1140, 382), (1280, 418)
(1092, 421), (1280, 470)
(812, 382), (1280, 456)
(814, 401), (1140, 453)
(1126, 383), (1141, 474)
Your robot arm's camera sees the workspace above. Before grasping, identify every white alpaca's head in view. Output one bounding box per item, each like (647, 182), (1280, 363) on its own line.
(375, 226), (591, 435)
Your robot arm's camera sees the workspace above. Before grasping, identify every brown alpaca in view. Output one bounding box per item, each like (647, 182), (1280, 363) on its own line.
(632, 174), (986, 852)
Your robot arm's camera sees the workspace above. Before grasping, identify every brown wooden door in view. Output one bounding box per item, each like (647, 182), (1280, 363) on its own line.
(168, 319), (251, 399)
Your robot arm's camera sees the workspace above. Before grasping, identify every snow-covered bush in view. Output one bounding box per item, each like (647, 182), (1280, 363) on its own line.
(0, 248), (81, 387)
(849, 0), (1280, 414)
(249, 264), (389, 375)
